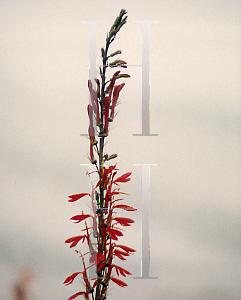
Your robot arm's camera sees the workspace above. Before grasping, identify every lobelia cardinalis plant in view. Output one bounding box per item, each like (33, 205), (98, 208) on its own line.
(64, 9), (136, 300)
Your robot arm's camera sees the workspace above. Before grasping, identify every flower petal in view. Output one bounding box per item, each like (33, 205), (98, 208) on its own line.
(106, 228), (123, 241)
(110, 277), (128, 287)
(71, 214), (91, 223)
(113, 264), (132, 277)
(114, 249), (129, 260)
(65, 235), (86, 248)
(114, 204), (137, 211)
(114, 217), (134, 226)
(68, 291), (87, 300)
(114, 172), (131, 183)
(64, 272), (81, 285)
(115, 244), (136, 253)
(68, 193), (89, 202)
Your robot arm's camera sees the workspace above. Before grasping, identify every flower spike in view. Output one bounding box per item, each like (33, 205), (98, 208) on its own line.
(65, 10), (136, 300)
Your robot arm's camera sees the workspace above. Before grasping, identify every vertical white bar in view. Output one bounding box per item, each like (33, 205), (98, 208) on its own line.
(134, 164), (158, 279)
(133, 21), (158, 136)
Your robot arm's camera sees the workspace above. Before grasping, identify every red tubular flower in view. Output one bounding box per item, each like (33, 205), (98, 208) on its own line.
(114, 217), (134, 226)
(65, 235), (87, 248)
(101, 165), (117, 189)
(114, 204), (137, 211)
(109, 71), (120, 99)
(104, 192), (111, 207)
(95, 78), (100, 96)
(71, 214), (91, 223)
(110, 277), (128, 287)
(112, 264), (132, 277)
(114, 172), (132, 184)
(96, 100), (100, 126)
(89, 139), (95, 164)
(106, 227), (123, 241)
(89, 189), (98, 238)
(88, 79), (92, 92)
(68, 193), (89, 202)
(89, 252), (105, 264)
(90, 89), (97, 113)
(114, 249), (129, 260)
(88, 80), (100, 125)
(88, 124), (95, 143)
(115, 244), (136, 254)
(103, 96), (110, 135)
(97, 248), (112, 272)
(109, 83), (125, 121)
(68, 291), (88, 300)
(87, 104), (94, 124)
(64, 272), (81, 285)
(88, 121), (96, 164)
(88, 80), (97, 112)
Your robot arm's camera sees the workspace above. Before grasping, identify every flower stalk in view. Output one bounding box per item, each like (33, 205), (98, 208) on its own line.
(64, 9), (136, 300)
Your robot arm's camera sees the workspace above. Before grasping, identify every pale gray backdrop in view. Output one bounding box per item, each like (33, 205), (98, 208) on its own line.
(0, 0), (241, 299)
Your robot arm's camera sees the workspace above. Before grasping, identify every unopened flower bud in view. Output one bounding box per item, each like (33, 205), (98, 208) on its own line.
(109, 59), (127, 68)
(101, 48), (105, 58)
(106, 154), (118, 161)
(116, 73), (131, 79)
(110, 50), (122, 57)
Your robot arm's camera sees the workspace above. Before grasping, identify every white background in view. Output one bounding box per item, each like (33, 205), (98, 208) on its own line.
(0, 0), (241, 299)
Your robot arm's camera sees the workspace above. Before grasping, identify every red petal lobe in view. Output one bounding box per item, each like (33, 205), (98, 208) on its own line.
(68, 193), (89, 202)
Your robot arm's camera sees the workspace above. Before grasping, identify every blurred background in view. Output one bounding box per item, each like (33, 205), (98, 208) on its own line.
(0, 0), (240, 299)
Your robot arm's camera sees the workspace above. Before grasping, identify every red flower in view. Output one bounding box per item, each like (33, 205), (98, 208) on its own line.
(89, 252), (105, 264)
(109, 83), (125, 121)
(89, 139), (95, 164)
(114, 217), (134, 226)
(64, 272), (81, 285)
(110, 277), (128, 287)
(65, 235), (86, 248)
(114, 249), (129, 260)
(103, 96), (110, 135)
(112, 264), (132, 277)
(114, 172), (131, 184)
(68, 291), (87, 300)
(87, 104), (94, 124)
(106, 227), (123, 241)
(115, 244), (136, 254)
(114, 204), (137, 211)
(68, 193), (89, 202)
(109, 71), (120, 99)
(88, 80), (98, 115)
(88, 79), (92, 92)
(88, 124), (95, 144)
(70, 214), (91, 223)
(90, 89), (97, 113)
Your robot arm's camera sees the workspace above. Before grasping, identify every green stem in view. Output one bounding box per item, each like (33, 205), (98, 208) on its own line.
(94, 10), (128, 299)
(95, 35), (110, 300)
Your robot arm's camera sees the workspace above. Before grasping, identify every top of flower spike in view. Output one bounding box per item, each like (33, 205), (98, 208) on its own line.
(107, 9), (128, 43)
